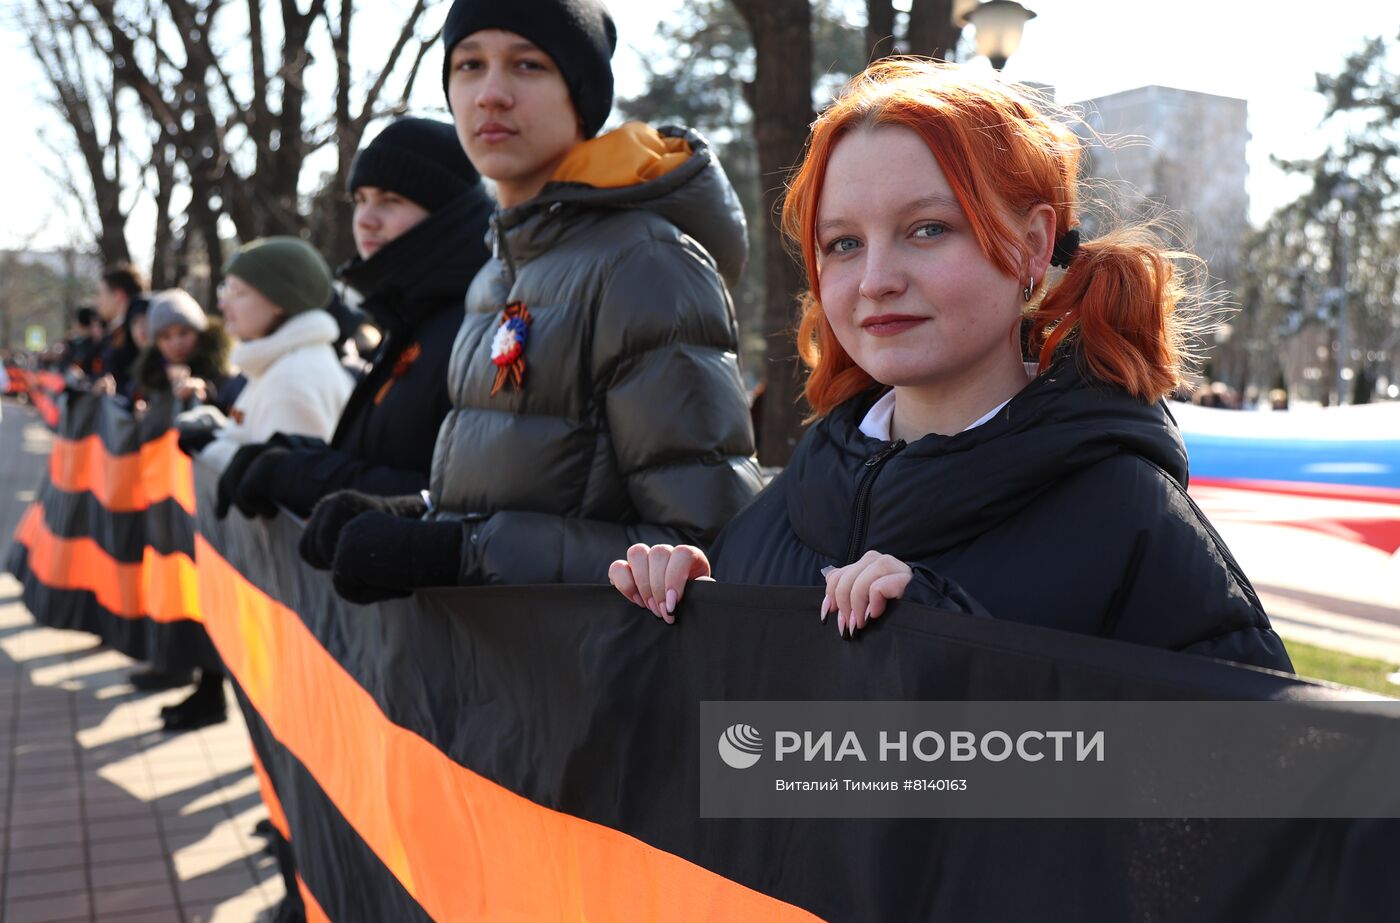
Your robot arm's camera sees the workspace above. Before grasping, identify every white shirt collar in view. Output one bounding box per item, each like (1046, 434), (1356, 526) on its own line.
(858, 364), (1037, 441)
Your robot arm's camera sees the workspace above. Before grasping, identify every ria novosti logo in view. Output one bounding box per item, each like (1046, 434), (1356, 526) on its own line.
(718, 724), (764, 769)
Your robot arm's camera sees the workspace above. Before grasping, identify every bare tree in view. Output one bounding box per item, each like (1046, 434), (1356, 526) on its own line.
(32, 0), (439, 303)
(67, 0), (245, 302)
(23, 0), (133, 265)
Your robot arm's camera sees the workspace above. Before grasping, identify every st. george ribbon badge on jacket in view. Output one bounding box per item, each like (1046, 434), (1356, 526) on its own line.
(374, 342), (423, 406)
(489, 302), (531, 396)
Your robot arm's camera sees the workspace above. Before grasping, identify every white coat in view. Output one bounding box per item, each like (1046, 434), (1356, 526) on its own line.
(192, 310), (353, 471)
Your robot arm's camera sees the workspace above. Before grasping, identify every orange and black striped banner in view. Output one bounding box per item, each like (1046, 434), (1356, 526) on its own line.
(5, 390), (215, 671)
(192, 468), (1400, 922)
(13, 366), (67, 428)
(3, 362), (26, 396)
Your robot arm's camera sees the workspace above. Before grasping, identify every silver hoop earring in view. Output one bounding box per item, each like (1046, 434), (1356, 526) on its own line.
(1022, 277), (1035, 303)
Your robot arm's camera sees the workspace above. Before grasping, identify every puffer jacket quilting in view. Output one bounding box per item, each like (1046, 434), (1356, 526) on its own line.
(428, 123), (764, 585)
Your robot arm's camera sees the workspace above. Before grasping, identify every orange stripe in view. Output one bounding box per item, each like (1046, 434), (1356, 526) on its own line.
(298, 875), (332, 923)
(28, 381), (60, 427)
(48, 429), (195, 514)
(13, 503), (202, 623)
(195, 534), (820, 922)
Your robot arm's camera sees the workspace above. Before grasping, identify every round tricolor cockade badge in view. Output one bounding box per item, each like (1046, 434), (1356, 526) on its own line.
(490, 302), (531, 395)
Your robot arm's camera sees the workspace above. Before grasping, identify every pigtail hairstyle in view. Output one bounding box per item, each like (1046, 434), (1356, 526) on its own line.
(782, 58), (1204, 417)
(1027, 221), (1198, 403)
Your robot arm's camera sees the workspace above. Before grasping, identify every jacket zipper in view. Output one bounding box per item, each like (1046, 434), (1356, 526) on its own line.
(490, 214), (517, 284)
(843, 439), (907, 565)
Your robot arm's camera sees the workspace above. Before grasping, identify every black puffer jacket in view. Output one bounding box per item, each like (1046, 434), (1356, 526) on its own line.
(254, 187), (493, 516)
(710, 355), (1293, 673)
(428, 122), (764, 584)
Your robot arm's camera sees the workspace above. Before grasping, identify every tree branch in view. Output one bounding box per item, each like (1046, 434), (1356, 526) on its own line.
(356, 0), (429, 126)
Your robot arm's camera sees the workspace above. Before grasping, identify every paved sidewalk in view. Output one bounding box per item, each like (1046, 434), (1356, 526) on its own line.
(0, 400), (283, 922)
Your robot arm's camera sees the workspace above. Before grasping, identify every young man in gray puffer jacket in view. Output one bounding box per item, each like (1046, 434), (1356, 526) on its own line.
(301, 0), (763, 601)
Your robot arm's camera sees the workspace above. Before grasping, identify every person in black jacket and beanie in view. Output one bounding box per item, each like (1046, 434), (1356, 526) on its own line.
(215, 117), (493, 520)
(609, 60), (1292, 673)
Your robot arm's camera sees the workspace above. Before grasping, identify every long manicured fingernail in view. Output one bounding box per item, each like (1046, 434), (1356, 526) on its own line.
(819, 595), (831, 623)
(632, 593), (644, 608)
(665, 588), (677, 614)
(645, 598), (657, 617)
(820, 565), (836, 578)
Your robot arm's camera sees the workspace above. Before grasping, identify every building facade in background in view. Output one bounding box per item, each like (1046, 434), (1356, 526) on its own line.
(0, 249), (97, 353)
(1070, 85), (1251, 391)
(1072, 85), (1250, 289)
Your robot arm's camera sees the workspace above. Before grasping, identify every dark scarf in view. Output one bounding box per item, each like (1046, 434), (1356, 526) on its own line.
(338, 186), (493, 340)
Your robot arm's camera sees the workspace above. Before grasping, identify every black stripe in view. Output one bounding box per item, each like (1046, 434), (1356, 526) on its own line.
(5, 540), (218, 672)
(35, 480), (194, 562)
(231, 681), (434, 923)
(58, 391), (186, 454)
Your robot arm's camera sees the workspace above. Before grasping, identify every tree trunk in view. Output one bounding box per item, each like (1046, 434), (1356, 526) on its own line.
(187, 192), (224, 310)
(733, 0), (814, 465)
(865, 0), (896, 62)
(94, 76), (131, 266)
(93, 198), (132, 266)
(329, 0), (359, 264)
(150, 140), (177, 288)
(906, 0), (961, 60)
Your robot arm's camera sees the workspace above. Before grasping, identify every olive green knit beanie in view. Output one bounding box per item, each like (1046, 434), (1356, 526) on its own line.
(224, 237), (333, 316)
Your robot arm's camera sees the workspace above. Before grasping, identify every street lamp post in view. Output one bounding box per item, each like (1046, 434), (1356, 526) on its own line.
(966, 0), (1038, 71)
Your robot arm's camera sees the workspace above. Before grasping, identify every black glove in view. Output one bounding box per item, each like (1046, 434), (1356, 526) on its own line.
(299, 489), (428, 570)
(215, 442), (277, 519)
(255, 447), (345, 518)
(229, 447), (299, 519)
(237, 434), (336, 518)
(330, 511), (463, 605)
(177, 427), (217, 456)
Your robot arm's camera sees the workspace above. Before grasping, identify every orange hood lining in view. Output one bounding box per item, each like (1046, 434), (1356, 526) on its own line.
(550, 122), (693, 190)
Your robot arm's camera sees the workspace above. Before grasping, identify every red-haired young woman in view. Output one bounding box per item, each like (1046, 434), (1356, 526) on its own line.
(610, 59), (1291, 672)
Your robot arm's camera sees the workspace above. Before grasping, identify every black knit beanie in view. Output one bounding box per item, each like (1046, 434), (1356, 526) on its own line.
(347, 117), (482, 213)
(440, 0), (617, 139)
